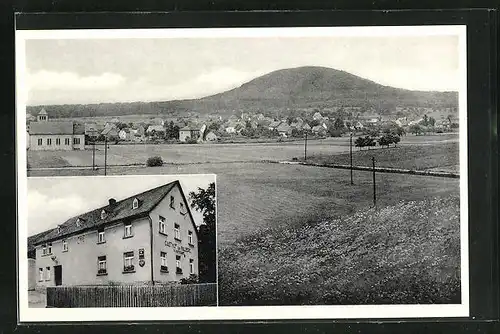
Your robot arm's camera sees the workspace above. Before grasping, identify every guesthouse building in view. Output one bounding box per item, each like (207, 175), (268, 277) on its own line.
(31, 181), (199, 287)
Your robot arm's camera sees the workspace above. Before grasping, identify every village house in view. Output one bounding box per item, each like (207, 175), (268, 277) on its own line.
(204, 131), (218, 142)
(312, 125), (327, 136)
(118, 128), (132, 141)
(31, 181), (199, 287)
(179, 126), (201, 142)
(312, 112), (323, 121)
(276, 122), (292, 137)
(268, 120), (281, 131)
(84, 122), (100, 139)
(101, 124), (119, 140)
(28, 109), (85, 151)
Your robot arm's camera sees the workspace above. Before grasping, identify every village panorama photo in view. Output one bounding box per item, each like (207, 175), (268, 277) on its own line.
(17, 26), (468, 321)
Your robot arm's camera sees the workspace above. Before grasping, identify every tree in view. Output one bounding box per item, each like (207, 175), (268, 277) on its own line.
(409, 124), (422, 136)
(189, 182), (216, 283)
(334, 117), (344, 130)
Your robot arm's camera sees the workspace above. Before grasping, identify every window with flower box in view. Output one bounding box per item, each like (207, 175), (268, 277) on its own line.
(160, 252), (168, 272)
(123, 251), (135, 273)
(97, 256), (107, 275)
(175, 255), (182, 274)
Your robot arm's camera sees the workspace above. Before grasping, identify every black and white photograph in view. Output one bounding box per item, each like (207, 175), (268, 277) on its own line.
(16, 26), (468, 321)
(24, 175), (217, 308)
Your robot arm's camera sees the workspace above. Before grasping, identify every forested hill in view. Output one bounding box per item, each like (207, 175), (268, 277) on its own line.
(27, 66), (458, 118)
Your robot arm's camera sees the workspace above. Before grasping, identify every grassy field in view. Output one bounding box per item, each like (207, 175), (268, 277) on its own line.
(27, 133), (458, 168)
(218, 195), (460, 305)
(305, 142), (459, 172)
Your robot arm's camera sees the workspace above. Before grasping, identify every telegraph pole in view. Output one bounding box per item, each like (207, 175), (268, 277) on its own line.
(304, 132), (308, 161)
(350, 132), (353, 185)
(104, 137), (108, 176)
(372, 156), (376, 207)
(92, 141), (95, 171)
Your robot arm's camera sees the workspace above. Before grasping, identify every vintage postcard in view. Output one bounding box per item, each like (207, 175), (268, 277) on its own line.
(16, 25), (468, 321)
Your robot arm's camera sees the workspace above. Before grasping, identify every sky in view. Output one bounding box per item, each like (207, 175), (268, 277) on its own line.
(27, 174), (215, 236)
(23, 34), (460, 105)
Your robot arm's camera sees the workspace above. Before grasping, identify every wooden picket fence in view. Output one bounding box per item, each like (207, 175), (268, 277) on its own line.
(46, 283), (217, 307)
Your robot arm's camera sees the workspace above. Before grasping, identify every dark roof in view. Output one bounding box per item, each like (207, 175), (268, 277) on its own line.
(29, 121), (74, 135)
(35, 181), (179, 245)
(28, 229), (55, 253)
(180, 126), (200, 131)
(73, 123), (85, 135)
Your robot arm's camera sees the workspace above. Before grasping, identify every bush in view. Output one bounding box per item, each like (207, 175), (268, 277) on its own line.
(146, 156), (163, 167)
(186, 138), (198, 144)
(180, 274), (199, 285)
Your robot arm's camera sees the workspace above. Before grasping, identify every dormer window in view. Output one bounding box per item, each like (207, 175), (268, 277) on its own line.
(57, 225), (61, 234)
(132, 198), (139, 210)
(76, 218), (81, 227)
(101, 210), (107, 220)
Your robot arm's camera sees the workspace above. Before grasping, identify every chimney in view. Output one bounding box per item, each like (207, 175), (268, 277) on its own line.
(109, 198), (117, 208)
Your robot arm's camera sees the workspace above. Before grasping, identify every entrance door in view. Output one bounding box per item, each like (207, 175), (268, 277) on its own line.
(54, 265), (62, 286)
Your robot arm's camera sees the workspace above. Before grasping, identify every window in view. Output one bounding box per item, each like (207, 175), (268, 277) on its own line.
(46, 138), (52, 145)
(37, 138), (42, 146)
(100, 209), (107, 220)
(174, 224), (181, 240)
(64, 138), (70, 145)
(55, 138), (61, 145)
(124, 222), (132, 238)
(123, 251), (135, 272)
(62, 240), (68, 252)
(46, 266), (51, 280)
(180, 203), (186, 215)
(169, 196), (175, 208)
(176, 255), (182, 274)
(97, 256), (107, 275)
(42, 245), (47, 256)
(132, 198), (139, 209)
(73, 137), (80, 145)
(158, 216), (166, 235)
(188, 231), (194, 245)
(97, 228), (105, 243)
(38, 268), (43, 281)
(160, 252), (168, 272)
(189, 259), (194, 274)
(76, 218), (81, 227)
(47, 243), (52, 254)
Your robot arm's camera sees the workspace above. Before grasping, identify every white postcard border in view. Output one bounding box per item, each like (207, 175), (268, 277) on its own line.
(16, 25), (469, 322)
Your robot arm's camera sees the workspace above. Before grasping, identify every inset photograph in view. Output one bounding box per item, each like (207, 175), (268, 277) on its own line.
(26, 174), (216, 308)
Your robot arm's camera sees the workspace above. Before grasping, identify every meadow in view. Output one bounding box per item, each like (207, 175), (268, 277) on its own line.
(305, 142), (459, 172)
(27, 133), (458, 169)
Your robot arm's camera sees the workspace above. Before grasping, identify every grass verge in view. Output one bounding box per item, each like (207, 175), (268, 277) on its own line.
(218, 194), (460, 306)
